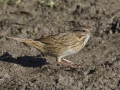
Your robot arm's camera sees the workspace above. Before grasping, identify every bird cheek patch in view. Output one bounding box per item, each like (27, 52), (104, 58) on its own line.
(76, 35), (85, 41)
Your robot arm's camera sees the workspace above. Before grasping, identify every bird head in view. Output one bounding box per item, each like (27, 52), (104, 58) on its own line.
(73, 25), (92, 38)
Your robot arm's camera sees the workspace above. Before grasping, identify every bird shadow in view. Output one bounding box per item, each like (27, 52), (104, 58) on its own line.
(0, 52), (48, 67)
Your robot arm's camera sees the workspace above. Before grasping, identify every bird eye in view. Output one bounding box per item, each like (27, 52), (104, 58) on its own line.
(82, 30), (86, 32)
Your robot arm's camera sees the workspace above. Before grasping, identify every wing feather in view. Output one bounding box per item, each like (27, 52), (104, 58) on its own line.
(36, 31), (76, 45)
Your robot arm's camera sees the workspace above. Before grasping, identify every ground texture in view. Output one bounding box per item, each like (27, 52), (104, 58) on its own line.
(0, 0), (120, 90)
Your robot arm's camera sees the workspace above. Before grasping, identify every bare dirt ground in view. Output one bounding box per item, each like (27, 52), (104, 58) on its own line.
(0, 0), (120, 90)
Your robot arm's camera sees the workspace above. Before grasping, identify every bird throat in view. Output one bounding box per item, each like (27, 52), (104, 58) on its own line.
(83, 34), (90, 45)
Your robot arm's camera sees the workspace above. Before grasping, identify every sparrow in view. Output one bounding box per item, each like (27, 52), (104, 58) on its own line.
(6, 25), (91, 68)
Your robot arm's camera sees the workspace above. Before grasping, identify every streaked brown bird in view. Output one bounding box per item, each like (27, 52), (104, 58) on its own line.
(6, 25), (91, 68)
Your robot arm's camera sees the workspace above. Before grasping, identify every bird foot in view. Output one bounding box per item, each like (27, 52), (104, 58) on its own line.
(59, 58), (78, 69)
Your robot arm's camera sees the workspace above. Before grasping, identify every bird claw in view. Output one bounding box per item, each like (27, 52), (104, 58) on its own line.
(59, 58), (78, 69)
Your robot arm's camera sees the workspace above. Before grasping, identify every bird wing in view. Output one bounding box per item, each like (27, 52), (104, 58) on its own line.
(36, 31), (75, 45)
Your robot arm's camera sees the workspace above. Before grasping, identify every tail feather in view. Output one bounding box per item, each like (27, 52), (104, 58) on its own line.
(5, 36), (44, 51)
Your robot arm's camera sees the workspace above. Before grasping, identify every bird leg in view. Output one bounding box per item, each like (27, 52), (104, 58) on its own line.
(57, 57), (78, 69)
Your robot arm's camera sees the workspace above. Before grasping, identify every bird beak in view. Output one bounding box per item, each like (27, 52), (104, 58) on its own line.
(90, 32), (95, 35)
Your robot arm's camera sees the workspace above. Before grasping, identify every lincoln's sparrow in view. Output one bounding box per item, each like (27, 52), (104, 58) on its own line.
(6, 25), (91, 68)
